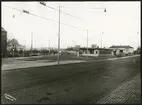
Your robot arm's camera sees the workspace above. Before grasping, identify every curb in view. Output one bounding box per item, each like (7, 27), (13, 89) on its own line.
(2, 60), (86, 71)
(108, 55), (140, 61)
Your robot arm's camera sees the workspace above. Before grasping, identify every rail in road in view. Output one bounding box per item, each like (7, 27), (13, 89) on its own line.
(1, 55), (140, 104)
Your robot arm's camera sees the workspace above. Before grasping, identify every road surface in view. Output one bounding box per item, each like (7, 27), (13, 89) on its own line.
(1, 56), (140, 104)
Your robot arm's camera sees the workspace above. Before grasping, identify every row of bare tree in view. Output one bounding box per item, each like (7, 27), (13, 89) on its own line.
(6, 37), (58, 57)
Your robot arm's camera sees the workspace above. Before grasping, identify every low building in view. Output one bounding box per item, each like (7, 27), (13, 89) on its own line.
(1, 27), (7, 57)
(79, 47), (113, 57)
(66, 46), (80, 56)
(109, 45), (134, 55)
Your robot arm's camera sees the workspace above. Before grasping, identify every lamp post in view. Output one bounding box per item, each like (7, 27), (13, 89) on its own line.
(101, 8), (106, 48)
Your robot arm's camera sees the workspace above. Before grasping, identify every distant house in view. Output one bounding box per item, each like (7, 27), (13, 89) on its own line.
(75, 45), (81, 50)
(1, 27), (7, 57)
(109, 45), (134, 55)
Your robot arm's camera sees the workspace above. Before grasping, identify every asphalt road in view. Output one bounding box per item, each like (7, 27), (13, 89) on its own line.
(1, 56), (140, 104)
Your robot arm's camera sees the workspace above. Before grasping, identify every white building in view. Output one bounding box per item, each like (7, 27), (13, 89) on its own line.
(109, 45), (134, 55)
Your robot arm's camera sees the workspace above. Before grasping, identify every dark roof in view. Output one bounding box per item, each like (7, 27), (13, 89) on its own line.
(1, 27), (7, 32)
(79, 47), (111, 50)
(109, 45), (133, 48)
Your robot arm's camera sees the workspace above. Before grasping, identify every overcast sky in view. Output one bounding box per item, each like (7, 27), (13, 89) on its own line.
(2, 1), (140, 50)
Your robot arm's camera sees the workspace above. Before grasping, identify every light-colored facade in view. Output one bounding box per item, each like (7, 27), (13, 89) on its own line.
(79, 48), (112, 57)
(109, 45), (134, 55)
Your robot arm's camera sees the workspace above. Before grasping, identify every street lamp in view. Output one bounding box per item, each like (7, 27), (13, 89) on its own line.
(104, 8), (107, 12)
(23, 9), (30, 14)
(40, 1), (46, 6)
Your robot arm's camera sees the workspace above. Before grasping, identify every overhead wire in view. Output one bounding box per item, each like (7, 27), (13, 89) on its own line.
(39, 3), (94, 24)
(3, 5), (87, 31)
(40, 3), (106, 32)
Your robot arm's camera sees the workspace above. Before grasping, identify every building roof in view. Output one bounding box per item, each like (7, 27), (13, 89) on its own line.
(79, 47), (111, 50)
(109, 45), (133, 48)
(1, 27), (7, 32)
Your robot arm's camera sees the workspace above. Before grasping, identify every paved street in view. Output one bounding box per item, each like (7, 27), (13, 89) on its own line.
(1, 56), (140, 104)
(94, 73), (141, 104)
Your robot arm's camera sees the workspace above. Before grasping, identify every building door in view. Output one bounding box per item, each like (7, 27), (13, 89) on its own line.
(120, 50), (123, 53)
(113, 50), (116, 55)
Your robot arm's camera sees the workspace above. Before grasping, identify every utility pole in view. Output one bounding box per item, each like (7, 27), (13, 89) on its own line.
(72, 40), (76, 47)
(137, 32), (139, 48)
(58, 6), (60, 64)
(23, 49), (24, 57)
(101, 32), (104, 48)
(13, 48), (14, 60)
(31, 32), (33, 56)
(49, 36), (51, 55)
(87, 30), (88, 58)
(23, 45), (25, 57)
(101, 35), (102, 48)
(49, 36), (50, 55)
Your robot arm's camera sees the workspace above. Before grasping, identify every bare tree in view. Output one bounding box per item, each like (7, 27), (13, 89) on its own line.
(7, 38), (20, 51)
(91, 44), (98, 48)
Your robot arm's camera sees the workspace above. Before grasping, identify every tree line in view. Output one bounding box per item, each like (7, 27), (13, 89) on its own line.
(6, 37), (58, 57)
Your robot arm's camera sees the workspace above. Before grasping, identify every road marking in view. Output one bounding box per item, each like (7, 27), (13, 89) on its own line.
(4, 93), (16, 101)
(2, 60), (86, 70)
(103, 76), (110, 79)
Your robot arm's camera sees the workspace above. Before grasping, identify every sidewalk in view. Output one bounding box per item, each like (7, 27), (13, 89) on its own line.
(91, 73), (141, 104)
(108, 55), (140, 60)
(2, 55), (48, 61)
(2, 60), (86, 70)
